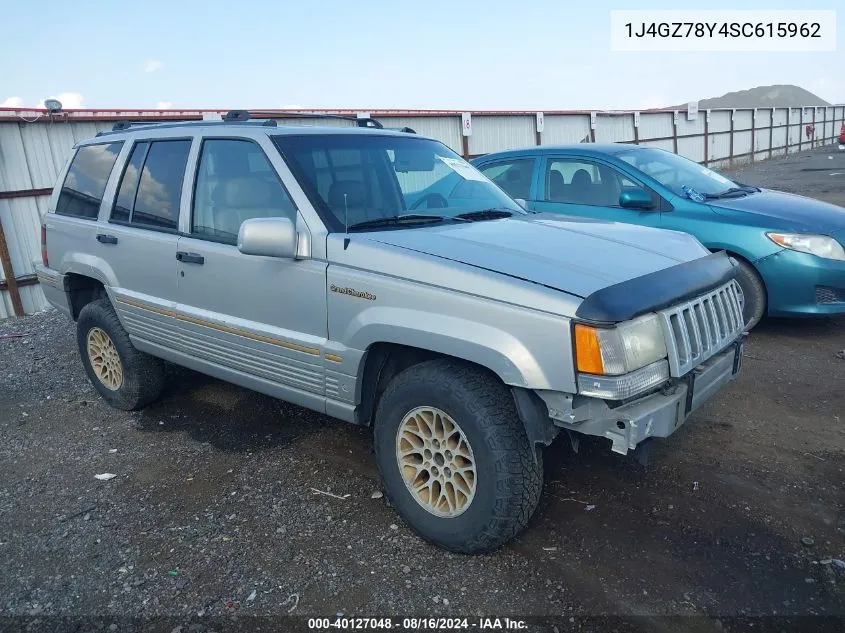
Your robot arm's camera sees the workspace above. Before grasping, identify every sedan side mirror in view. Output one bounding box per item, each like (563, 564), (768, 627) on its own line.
(513, 198), (528, 210)
(237, 217), (299, 259)
(619, 188), (655, 210)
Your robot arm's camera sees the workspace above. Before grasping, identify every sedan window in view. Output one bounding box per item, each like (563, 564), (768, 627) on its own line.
(478, 159), (535, 200)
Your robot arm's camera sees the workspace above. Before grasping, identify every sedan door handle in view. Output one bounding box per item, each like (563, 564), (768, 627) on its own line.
(176, 251), (204, 265)
(96, 234), (118, 244)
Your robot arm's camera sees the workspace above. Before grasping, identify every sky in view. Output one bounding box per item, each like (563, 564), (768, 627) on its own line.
(1, 0), (843, 111)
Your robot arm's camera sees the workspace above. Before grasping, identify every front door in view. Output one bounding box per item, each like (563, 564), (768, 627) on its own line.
(175, 137), (329, 411)
(532, 156), (663, 229)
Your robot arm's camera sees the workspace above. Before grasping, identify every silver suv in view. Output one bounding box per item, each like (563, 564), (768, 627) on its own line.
(35, 112), (746, 553)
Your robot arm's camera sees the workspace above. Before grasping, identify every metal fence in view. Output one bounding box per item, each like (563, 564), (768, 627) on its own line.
(1, 105), (843, 317)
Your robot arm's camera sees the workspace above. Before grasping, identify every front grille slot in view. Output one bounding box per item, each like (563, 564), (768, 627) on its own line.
(659, 280), (745, 377)
(816, 286), (845, 305)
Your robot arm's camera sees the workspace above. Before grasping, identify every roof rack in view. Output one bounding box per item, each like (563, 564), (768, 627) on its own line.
(95, 118), (276, 137)
(94, 112), (417, 137)
(224, 109), (386, 129)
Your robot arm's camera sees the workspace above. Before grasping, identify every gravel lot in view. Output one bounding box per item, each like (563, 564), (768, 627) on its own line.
(1, 148), (844, 630)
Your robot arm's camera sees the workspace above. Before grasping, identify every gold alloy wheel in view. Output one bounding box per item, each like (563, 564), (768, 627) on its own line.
(395, 407), (477, 518)
(86, 327), (123, 391)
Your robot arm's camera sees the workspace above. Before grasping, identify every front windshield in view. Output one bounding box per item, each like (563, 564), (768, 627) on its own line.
(272, 133), (523, 231)
(616, 147), (740, 197)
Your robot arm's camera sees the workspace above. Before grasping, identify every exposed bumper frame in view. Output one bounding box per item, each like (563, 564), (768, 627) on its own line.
(541, 338), (744, 455)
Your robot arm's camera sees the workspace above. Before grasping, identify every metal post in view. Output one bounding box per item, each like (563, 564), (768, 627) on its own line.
(769, 108), (775, 159)
(750, 110), (756, 162)
(633, 112), (640, 146)
(672, 111), (678, 154)
(786, 108), (791, 153)
(0, 217), (24, 317)
(821, 107), (826, 145)
(729, 111), (735, 163)
(799, 108), (803, 152)
(703, 111), (709, 164)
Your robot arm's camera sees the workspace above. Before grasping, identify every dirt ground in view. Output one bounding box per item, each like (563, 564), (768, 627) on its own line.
(1, 147), (843, 630)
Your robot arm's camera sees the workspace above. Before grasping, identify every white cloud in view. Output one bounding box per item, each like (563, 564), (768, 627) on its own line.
(1, 96), (24, 108)
(39, 92), (85, 109)
(281, 104), (303, 110)
(143, 59), (164, 73)
(156, 101), (173, 110)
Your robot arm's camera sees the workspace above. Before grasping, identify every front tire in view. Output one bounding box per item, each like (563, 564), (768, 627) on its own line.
(374, 359), (543, 554)
(76, 298), (165, 411)
(731, 257), (766, 329)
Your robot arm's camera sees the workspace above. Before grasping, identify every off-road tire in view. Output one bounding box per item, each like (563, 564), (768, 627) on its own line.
(731, 257), (766, 329)
(76, 297), (164, 410)
(374, 358), (543, 554)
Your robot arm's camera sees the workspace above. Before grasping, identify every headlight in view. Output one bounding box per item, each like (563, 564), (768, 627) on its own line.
(767, 233), (845, 261)
(574, 314), (667, 376)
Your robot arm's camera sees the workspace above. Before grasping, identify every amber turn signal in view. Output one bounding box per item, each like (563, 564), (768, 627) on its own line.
(574, 324), (604, 374)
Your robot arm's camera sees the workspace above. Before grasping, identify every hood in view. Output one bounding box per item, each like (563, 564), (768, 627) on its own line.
(366, 214), (709, 298)
(710, 189), (845, 234)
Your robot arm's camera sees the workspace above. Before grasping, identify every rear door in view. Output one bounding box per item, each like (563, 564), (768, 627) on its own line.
(532, 155), (663, 228)
(174, 135), (329, 411)
(100, 138), (192, 350)
(47, 141), (125, 279)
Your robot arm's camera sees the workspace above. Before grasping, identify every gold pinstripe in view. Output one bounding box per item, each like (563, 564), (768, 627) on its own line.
(115, 296), (320, 356)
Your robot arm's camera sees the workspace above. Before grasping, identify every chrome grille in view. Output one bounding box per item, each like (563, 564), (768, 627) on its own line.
(659, 280), (745, 377)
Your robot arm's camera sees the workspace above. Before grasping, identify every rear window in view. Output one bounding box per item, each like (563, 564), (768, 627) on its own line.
(55, 142), (123, 219)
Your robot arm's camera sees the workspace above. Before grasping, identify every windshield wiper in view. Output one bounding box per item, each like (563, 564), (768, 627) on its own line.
(704, 187), (755, 199)
(454, 209), (515, 221)
(346, 214), (448, 232)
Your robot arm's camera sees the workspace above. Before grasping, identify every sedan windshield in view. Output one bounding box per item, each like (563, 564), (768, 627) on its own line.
(272, 134), (523, 232)
(617, 147), (742, 198)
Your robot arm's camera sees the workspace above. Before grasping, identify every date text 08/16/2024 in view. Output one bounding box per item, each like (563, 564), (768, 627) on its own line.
(307, 617), (528, 630)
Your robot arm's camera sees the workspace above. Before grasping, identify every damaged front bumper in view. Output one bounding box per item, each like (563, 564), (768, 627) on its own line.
(540, 337), (745, 455)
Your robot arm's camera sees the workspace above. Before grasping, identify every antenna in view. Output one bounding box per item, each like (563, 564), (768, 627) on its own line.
(343, 193), (350, 250)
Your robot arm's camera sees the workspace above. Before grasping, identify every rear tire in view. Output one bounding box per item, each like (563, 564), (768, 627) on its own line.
(76, 298), (165, 410)
(731, 257), (766, 329)
(373, 359), (543, 554)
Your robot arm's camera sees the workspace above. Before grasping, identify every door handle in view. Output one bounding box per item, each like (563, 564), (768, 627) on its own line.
(176, 251), (204, 265)
(96, 234), (118, 244)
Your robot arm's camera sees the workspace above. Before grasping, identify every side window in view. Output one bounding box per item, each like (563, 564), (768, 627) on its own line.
(479, 159), (534, 199)
(111, 142), (148, 223)
(132, 140), (191, 230)
(192, 139), (297, 244)
(545, 159), (620, 207)
(55, 142), (123, 219)
(110, 139), (190, 230)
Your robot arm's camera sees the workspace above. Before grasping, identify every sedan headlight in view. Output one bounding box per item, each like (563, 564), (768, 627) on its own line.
(767, 233), (845, 261)
(574, 314), (667, 375)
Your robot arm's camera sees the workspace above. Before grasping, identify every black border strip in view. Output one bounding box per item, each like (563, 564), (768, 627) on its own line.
(575, 251), (738, 323)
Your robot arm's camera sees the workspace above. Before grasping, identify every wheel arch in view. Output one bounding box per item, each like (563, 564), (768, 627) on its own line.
(63, 273), (107, 320)
(355, 342), (559, 460)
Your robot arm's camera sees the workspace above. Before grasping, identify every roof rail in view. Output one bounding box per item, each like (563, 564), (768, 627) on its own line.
(225, 110), (386, 129)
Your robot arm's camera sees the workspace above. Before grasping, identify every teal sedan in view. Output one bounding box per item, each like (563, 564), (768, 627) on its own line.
(468, 145), (845, 328)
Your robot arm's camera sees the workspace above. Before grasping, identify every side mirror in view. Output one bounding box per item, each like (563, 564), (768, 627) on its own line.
(619, 188), (655, 210)
(513, 198), (528, 210)
(237, 217), (298, 259)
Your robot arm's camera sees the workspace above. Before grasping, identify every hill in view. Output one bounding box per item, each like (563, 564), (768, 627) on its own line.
(673, 85), (830, 109)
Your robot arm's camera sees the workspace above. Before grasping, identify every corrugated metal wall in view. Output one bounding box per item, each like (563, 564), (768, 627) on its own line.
(1, 104), (843, 317)
(0, 119), (118, 317)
